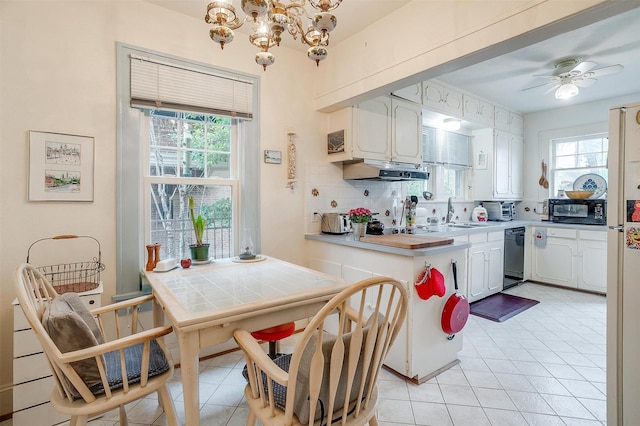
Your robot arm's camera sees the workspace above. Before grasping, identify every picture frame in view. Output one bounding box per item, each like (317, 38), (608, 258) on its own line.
(327, 130), (345, 154)
(475, 150), (488, 170)
(28, 131), (95, 201)
(264, 150), (281, 164)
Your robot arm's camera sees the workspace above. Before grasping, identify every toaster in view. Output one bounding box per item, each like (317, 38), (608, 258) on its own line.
(321, 213), (350, 234)
(483, 201), (515, 221)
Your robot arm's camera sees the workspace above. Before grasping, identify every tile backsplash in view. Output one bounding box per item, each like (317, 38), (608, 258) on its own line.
(305, 161), (475, 233)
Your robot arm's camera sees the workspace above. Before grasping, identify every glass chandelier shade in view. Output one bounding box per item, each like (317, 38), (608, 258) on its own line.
(205, 0), (343, 71)
(555, 83), (579, 100)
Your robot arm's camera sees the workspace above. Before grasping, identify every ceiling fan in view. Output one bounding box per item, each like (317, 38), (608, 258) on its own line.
(523, 57), (623, 99)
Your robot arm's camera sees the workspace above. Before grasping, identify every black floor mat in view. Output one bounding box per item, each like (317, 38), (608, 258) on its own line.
(470, 293), (539, 322)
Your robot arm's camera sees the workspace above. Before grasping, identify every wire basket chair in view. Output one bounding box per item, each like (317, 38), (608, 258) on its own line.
(26, 234), (105, 294)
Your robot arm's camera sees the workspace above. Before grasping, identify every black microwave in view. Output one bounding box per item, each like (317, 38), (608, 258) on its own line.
(548, 198), (606, 225)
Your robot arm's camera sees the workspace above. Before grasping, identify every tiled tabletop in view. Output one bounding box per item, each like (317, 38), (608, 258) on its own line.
(144, 256), (348, 328)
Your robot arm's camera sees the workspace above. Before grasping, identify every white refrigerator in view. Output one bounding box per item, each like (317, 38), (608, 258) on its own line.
(607, 101), (640, 425)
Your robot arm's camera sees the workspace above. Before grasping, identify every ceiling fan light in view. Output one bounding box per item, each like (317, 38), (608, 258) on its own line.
(442, 118), (461, 131)
(555, 83), (579, 100)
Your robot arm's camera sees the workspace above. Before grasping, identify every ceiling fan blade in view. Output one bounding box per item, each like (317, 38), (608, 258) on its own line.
(572, 60), (598, 74)
(574, 78), (597, 88)
(543, 84), (561, 95)
(586, 64), (624, 78)
(521, 81), (559, 92)
(531, 74), (560, 79)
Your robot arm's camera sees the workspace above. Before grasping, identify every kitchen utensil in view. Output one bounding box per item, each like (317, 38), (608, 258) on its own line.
(573, 173), (607, 198)
(320, 213), (350, 234)
(539, 161), (545, 186)
(542, 162), (549, 189)
(565, 190), (595, 199)
(441, 260), (469, 339)
(366, 219), (384, 235)
(414, 264), (446, 300)
(471, 206), (488, 222)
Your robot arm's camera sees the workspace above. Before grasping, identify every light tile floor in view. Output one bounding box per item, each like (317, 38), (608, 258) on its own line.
(2, 282), (607, 426)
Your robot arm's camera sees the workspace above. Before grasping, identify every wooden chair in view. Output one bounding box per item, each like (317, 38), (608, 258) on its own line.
(14, 263), (178, 426)
(234, 276), (408, 426)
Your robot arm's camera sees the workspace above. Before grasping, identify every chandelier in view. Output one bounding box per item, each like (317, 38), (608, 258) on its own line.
(205, 0), (342, 71)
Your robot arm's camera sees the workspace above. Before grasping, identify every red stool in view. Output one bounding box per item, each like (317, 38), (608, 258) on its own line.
(250, 322), (295, 359)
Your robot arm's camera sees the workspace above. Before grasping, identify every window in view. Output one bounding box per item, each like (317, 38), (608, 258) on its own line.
(145, 111), (238, 261)
(551, 133), (608, 195)
(409, 126), (470, 200)
(116, 44), (260, 297)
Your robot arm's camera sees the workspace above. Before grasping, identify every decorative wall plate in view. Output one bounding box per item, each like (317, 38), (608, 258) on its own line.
(573, 174), (607, 198)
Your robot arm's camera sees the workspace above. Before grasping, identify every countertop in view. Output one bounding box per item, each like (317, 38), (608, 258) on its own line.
(305, 220), (607, 256)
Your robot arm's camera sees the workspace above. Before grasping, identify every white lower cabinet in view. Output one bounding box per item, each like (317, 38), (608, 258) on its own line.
(577, 230), (607, 293)
(531, 228), (578, 288)
(530, 227), (606, 294)
(467, 231), (504, 303)
(12, 285), (103, 426)
(307, 240), (468, 383)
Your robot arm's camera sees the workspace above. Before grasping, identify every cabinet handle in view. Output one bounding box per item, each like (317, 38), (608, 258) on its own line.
(89, 299), (95, 305)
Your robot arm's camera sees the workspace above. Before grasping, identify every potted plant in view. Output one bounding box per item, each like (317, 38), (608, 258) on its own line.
(189, 195), (210, 261)
(348, 207), (372, 240)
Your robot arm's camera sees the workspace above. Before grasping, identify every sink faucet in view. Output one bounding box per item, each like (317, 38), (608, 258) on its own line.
(446, 197), (455, 223)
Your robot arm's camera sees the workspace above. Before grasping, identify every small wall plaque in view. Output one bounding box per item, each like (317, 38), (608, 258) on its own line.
(264, 150), (281, 164)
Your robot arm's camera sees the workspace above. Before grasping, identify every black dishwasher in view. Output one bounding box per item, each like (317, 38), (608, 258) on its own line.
(504, 227), (525, 289)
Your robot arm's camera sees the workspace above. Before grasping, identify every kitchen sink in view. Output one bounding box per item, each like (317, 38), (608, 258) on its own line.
(448, 222), (489, 228)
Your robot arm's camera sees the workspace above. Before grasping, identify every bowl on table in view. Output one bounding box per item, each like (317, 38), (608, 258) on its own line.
(565, 190), (595, 199)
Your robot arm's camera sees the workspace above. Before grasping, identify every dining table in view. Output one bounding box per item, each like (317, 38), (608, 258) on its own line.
(143, 255), (349, 426)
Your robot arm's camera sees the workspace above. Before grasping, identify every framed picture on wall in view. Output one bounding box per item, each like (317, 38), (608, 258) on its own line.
(28, 131), (95, 201)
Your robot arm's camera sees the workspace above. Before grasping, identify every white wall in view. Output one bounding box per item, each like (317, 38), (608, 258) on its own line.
(0, 0), (325, 416)
(517, 92), (640, 221)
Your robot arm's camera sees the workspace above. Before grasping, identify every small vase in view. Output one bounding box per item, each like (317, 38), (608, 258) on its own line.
(352, 222), (366, 240)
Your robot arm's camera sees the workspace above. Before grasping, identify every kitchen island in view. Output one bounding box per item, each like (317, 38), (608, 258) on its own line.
(305, 232), (471, 384)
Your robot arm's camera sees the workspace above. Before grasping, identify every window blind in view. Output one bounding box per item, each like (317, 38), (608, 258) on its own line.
(130, 55), (253, 119)
(422, 126), (471, 167)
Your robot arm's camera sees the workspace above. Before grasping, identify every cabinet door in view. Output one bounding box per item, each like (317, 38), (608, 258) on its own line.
(353, 97), (391, 161)
(487, 242), (504, 294)
(494, 130), (523, 199)
(392, 83), (422, 104)
(463, 94), (494, 126)
(578, 233), (607, 293)
(509, 133), (524, 198)
(532, 237), (577, 287)
(422, 81), (463, 117)
(494, 130), (511, 198)
(392, 98), (422, 164)
(468, 245), (488, 302)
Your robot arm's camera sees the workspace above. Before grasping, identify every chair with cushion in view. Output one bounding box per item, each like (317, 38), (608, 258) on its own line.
(234, 276), (408, 426)
(15, 263), (178, 426)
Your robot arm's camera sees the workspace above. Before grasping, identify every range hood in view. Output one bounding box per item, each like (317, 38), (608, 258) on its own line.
(343, 159), (429, 181)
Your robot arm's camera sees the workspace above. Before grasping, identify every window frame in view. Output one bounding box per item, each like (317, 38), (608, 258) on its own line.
(540, 122), (608, 198)
(115, 43), (260, 299)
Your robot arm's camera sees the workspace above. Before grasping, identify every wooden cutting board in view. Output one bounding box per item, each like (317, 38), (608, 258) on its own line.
(359, 234), (454, 249)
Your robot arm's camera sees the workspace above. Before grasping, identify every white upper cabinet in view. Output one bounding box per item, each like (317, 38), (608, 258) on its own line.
(391, 97), (423, 164)
(494, 106), (524, 135)
(472, 128), (523, 200)
(392, 82), (422, 104)
(463, 94), (494, 127)
(422, 81), (463, 117)
(327, 96), (422, 165)
(353, 97), (392, 161)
